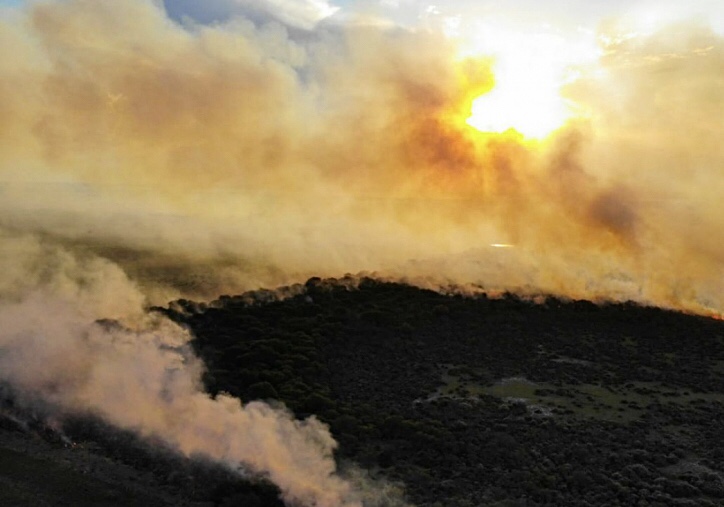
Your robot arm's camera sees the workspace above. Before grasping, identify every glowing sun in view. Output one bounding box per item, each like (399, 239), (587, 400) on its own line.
(457, 21), (598, 139)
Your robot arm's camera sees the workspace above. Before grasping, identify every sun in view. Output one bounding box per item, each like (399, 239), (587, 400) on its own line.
(454, 21), (598, 139)
(467, 75), (570, 139)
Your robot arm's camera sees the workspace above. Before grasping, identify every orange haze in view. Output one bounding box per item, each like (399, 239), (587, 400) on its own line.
(2, 2), (721, 315)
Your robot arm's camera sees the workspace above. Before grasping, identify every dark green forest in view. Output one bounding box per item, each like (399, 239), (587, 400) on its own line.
(2, 277), (723, 506)
(155, 277), (724, 507)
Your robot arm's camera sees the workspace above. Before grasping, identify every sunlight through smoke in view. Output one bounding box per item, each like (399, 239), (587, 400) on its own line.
(459, 21), (599, 138)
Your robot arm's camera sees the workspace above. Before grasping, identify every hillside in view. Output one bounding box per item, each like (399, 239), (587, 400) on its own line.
(164, 277), (724, 506)
(2, 277), (723, 506)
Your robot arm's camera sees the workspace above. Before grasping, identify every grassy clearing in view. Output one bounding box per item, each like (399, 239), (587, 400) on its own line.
(434, 369), (724, 423)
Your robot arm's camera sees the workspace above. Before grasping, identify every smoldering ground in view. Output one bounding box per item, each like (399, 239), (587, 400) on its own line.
(0, 0), (722, 504)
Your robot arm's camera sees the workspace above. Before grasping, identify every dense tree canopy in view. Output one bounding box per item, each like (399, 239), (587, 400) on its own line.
(157, 278), (724, 507)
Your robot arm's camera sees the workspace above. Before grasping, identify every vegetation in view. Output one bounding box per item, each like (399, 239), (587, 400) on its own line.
(2, 277), (722, 506)
(159, 277), (724, 506)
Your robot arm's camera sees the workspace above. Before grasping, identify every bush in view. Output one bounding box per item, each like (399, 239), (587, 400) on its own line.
(245, 382), (279, 401)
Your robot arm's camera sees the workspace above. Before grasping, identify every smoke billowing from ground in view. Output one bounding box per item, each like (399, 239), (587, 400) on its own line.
(0, 0), (722, 504)
(0, 231), (408, 506)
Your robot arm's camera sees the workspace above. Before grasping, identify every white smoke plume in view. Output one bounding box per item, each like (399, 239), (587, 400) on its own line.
(0, 229), (399, 506)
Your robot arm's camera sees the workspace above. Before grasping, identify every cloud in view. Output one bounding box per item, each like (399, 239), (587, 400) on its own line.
(257, 0), (339, 29)
(164, 0), (338, 29)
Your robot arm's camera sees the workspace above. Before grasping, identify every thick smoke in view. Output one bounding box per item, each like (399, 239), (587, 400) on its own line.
(0, 0), (721, 503)
(1, 0), (721, 313)
(0, 229), (403, 506)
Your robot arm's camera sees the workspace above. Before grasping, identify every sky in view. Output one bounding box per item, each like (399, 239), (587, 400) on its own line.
(3, 0), (720, 30)
(0, 1), (722, 503)
(159, 0), (723, 33)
